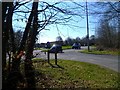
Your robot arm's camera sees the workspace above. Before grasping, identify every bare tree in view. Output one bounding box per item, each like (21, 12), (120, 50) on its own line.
(76, 37), (81, 42)
(14, 30), (23, 50)
(2, 0), (86, 88)
(90, 2), (119, 49)
(96, 17), (118, 49)
(56, 36), (63, 45)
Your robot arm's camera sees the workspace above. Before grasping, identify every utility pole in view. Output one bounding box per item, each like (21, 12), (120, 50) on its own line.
(86, 0), (90, 51)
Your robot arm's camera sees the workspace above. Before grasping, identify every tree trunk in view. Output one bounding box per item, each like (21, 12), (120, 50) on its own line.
(2, 2), (14, 71)
(11, 0), (35, 71)
(24, 1), (38, 88)
(2, 2), (9, 71)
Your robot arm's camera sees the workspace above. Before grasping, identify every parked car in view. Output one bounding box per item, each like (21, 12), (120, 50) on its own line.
(72, 43), (81, 49)
(49, 44), (63, 53)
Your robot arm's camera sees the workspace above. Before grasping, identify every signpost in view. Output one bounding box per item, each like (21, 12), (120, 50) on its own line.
(47, 51), (58, 65)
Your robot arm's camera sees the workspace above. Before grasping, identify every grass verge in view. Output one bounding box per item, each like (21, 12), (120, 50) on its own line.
(34, 45), (72, 51)
(62, 46), (72, 50)
(79, 49), (119, 55)
(32, 59), (120, 88)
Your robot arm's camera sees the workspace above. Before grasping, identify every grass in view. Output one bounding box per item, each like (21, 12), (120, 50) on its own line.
(80, 49), (119, 55)
(34, 45), (72, 52)
(32, 59), (120, 88)
(62, 45), (72, 50)
(34, 48), (50, 51)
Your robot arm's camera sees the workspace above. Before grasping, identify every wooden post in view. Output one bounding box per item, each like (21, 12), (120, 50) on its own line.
(47, 51), (50, 63)
(55, 52), (57, 65)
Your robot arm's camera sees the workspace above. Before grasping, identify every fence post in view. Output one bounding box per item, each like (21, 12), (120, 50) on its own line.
(55, 52), (57, 65)
(47, 51), (50, 63)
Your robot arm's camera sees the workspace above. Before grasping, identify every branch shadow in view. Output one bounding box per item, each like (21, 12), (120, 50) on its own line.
(48, 62), (64, 69)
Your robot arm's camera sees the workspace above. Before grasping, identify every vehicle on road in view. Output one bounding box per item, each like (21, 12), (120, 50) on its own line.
(72, 42), (81, 49)
(49, 44), (63, 53)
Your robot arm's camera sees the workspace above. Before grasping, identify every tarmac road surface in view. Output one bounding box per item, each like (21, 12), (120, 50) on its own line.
(33, 47), (119, 72)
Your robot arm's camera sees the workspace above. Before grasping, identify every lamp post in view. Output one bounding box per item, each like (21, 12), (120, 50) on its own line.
(86, 0), (90, 51)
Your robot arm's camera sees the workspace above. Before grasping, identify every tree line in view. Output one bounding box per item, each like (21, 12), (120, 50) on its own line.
(55, 35), (95, 46)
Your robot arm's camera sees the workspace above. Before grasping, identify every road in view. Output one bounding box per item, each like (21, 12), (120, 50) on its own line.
(33, 47), (119, 72)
